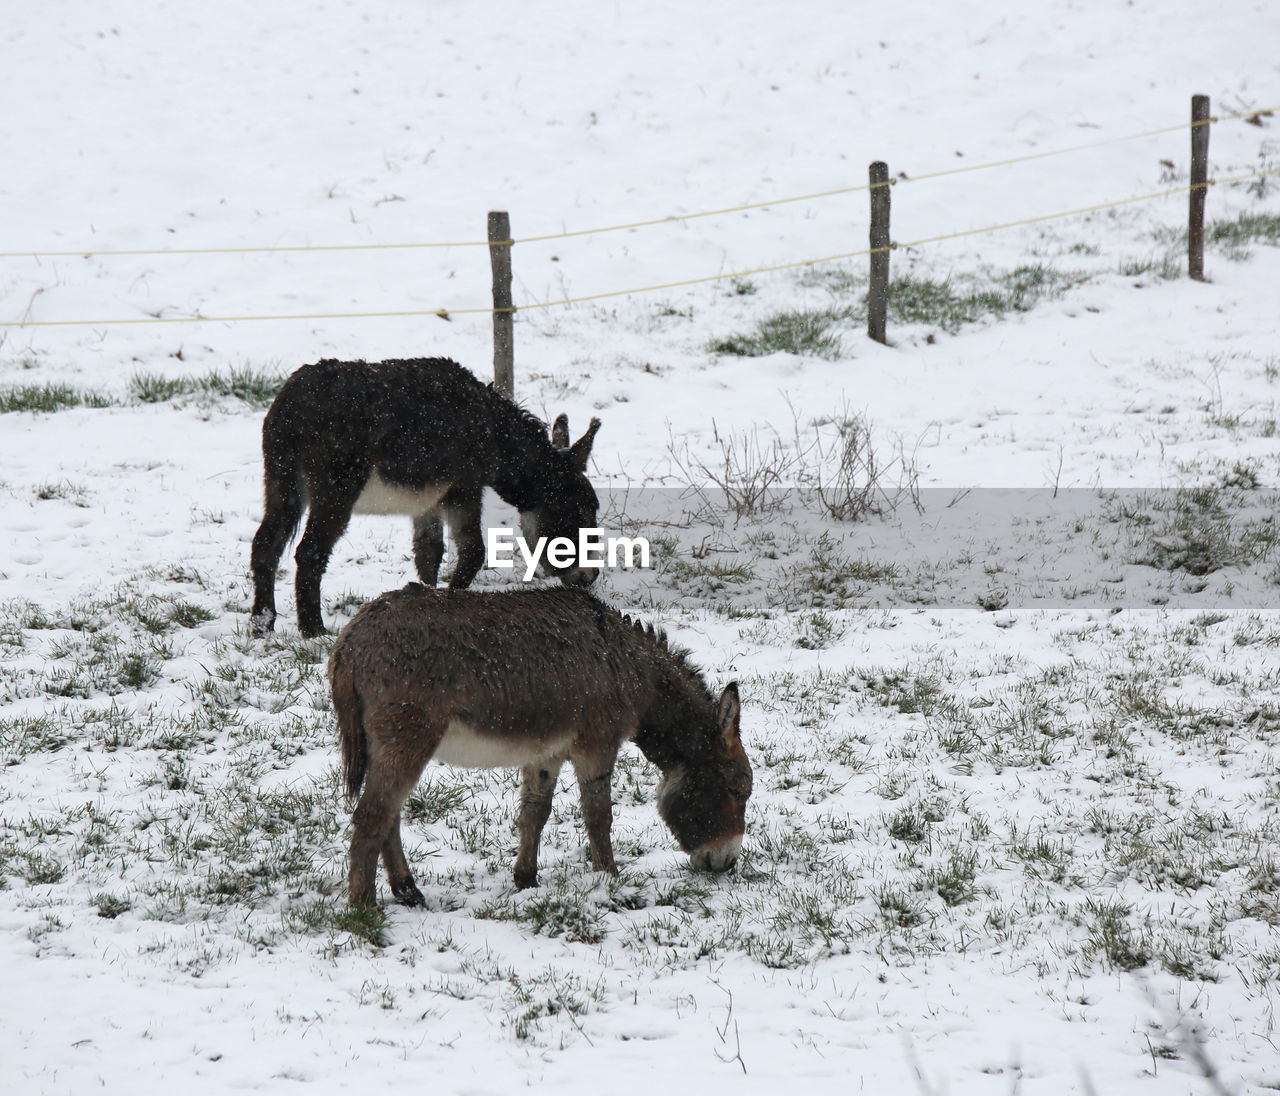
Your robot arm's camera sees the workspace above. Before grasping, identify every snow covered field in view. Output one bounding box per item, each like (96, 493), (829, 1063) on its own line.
(2, 1), (1279, 1092)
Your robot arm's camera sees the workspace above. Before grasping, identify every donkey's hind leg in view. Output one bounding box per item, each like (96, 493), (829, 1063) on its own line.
(411, 514), (445, 586)
(250, 453), (305, 635)
(348, 702), (443, 907)
(293, 469), (365, 637)
(514, 760), (564, 890)
(442, 487), (485, 589)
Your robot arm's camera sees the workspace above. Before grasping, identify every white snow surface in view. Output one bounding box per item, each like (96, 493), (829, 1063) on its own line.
(2, 1), (1280, 1093)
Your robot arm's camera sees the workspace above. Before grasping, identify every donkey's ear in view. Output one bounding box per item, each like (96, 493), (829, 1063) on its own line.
(551, 413), (570, 449)
(717, 681), (741, 744)
(568, 417), (602, 472)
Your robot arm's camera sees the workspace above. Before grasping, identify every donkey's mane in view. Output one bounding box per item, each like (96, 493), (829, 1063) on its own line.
(482, 382), (560, 458)
(622, 613), (717, 708)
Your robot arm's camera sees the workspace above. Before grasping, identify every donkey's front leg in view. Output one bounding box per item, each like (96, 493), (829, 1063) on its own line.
(411, 514), (445, 586)
(442, 488), (485, 589)
(571, 755), (618, 876)
(514, 761), (563, 890)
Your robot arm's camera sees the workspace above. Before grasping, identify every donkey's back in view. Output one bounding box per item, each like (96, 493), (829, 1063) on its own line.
(332, 583), (649, 780)
(264, 358), (501, 485)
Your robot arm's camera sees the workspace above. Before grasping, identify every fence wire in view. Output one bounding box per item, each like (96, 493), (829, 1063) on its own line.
(1, 106), (1273, 261)
(6, 166), (1276, 329)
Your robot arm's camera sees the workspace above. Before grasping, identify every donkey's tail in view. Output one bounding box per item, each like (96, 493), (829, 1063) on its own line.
(329, 648), (367, 803)
(260, 430), (307, 550)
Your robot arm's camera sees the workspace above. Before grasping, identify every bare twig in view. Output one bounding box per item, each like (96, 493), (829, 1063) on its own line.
(710, 982), (747, 1073)
(1047, 443), (1065, 498)
(665, 402), (923, 525)
(21, 286), (46, 325)
(666, 423), (804, 522)
(809, 403), (923, 520)
(713, 1019), (748, 1075)
(554, 988), (594, 1048)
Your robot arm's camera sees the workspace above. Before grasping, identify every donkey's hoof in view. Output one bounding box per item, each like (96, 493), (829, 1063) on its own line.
(513, 873), (538, 891)
(391, 881), (427, 908)
(249, 609), (275, 637)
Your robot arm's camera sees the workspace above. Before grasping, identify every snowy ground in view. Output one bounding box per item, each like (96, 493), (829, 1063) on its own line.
(2, 2), (1280, 1093)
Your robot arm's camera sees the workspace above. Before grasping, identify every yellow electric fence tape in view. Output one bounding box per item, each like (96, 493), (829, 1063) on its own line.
(5, 166), (1276, 328)
(2, 106), (1272, 261)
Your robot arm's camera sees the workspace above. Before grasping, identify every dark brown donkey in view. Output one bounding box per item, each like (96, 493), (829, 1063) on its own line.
(329, 584), (753, 907)
(250, 357), (601, 637)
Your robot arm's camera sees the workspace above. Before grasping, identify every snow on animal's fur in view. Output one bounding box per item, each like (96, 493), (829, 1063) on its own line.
(328, 583), (752, 905)
(250, 356), (601, 636)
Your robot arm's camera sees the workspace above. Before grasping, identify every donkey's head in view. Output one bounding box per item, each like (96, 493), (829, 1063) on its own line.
(519, 414), (602, 587)
(654, 682), (752, 873)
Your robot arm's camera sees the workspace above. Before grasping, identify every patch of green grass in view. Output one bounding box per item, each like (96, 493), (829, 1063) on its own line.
(1158, 924), (1226, 981)
(1208, 210), (1280, 251)
(483, 890), (608, 944)
(1011, 833), (1073, 883)
(40, 632), (163, 698)
(208, 367), (287, 407)
(793, 608), (844, 650)
(170, 601), (217, 629)
(802, 261), (1090, 333)
(0, 716), (72, 762)
(710, 308), (845, 359)
(0, 383), (113, 414)
(660, 555), (757, 598)
(1118, 252), (1182, 280)
(129, 366), (285, 408)
(888, 805), (929, 843)
(117, 652), (155, 691)
(1156, 211), (1280, 262)
(130, 374), (190, 403)
(799, 266), (862, 294)
(33, 481), (89, 506)
(924, 851), (978, 907)
(92, 893), (132, 919)
(887, 264), (1088, 332)
(19, 851), (67, 886)
(404, 778), (473, 825)
(503, 967), (602, 1043)
(111, 591), (218, 635)
(1114, 486), (1279, 576)
(333, 904), (388, 948)
(864, 670), (946, 717)
(776, 533), (899, 611)
(875, 884), (924, 929)
(1083, 898), (1152, 972)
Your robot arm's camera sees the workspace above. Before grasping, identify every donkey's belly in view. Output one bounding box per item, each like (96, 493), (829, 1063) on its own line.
(433, 721), (573, 769)
(352, 472), (450, 516)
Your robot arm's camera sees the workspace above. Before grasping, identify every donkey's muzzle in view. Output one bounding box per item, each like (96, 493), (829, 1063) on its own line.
(690, 834), (743, 873)
(559, 566), (599, 588)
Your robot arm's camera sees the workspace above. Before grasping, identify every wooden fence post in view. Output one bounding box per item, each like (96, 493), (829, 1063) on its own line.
(868, 162), (891, 344)
(1188, 94), (1211, 282)
(488, 211), (515, 396)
